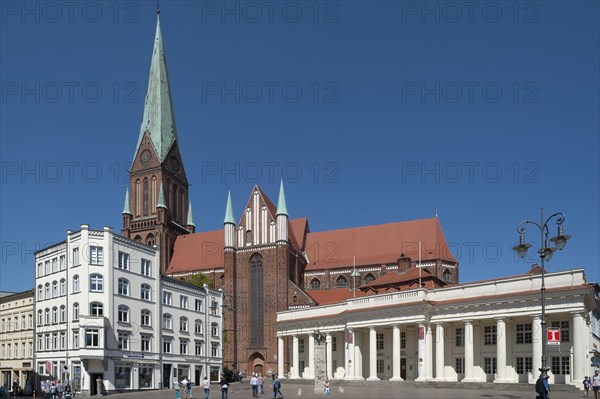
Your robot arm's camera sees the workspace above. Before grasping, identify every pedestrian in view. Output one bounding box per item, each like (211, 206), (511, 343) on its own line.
(535, 372), (549, 399)
(12, 380), (18, 398)
(272, 375), (283, 399)
(219, 376), (229, 399)
(201, 377), (210, 399)
(250, 374), (259, 397)
(324, 380), (330, 396)
(592, 369), (600, 399)
(258, 374), (265, 395)
(584, 376), (591, 397)
(174, 380), (181, 399)
(1, 384), (9, 399)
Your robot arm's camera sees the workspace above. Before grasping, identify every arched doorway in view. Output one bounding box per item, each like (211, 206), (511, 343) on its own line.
(248, 352), (265, 376)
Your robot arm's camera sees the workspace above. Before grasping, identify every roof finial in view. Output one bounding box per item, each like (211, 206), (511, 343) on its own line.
(156, 2), (160, 15)
(435, 208), (438, 218)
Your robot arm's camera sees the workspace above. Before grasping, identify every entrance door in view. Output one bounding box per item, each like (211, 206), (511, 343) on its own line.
(162, 364), (172, 389)
(90, 374), (104, 396)
(400, 359), (406, 380)
(195, 369), (201, 386)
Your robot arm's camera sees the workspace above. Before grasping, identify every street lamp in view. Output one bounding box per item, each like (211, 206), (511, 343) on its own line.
(512, 208), (571, 372)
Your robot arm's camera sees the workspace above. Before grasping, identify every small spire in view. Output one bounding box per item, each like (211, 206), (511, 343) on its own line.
(224, 190), (235, 224)
(276, 179), (288, 216)
(187, 200), (195, 227)
(435, 209), (438, 218)
(156, 2), (160, 15)
(157, 182), (167, 209)
(122, 187), (131, 215)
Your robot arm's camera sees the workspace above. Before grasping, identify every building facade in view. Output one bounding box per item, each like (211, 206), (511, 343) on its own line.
(34, 225), (222, 395)
(276, 268), (599, 387)
(0, 290), (35, 392)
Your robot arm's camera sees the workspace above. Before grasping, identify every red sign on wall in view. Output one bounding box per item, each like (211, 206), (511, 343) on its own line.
(547, 328), (560, 346)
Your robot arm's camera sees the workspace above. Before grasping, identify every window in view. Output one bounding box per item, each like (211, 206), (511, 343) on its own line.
(401, 331), (406, 349)
(194, 320), (203, 335)
(59, 255), (66, 270)
(442, 269), (452, 282)
(250, 253), (264, 347)
(73, 275), (80, 293)
(37, 285), (43, 300)
(52, 333), (58, 350)
(163, 291), (172, 305)
(28, 314), (32, 328)
(118, 278), (130, 296)
(332, 336), (337, 352)
(163, 338), (172, 353)
(60, 306), (66, 323)
(551, 320), (570, 342)
(90, 302), (103, 316)
(180, 317), (188, 332)
(59, 332), (66, 349)
(211, 322), (219, 336)
(118, 252), (130, 270)
(45, 261), (50, 275)
(85, 328), (99, 347)
(180, 295), (188, 309)
(73, 330), (79, 349)
(72, 303), (79, 321)
(195, 341), (204, 356)
(180, 340), (188, 355)
(52, 281), (58, 297)
(141, 259), (151, 276)
(456, 327), (464, 347)
(376, 359), (384, 374)
(376, 333), (384, 350)
(90, 246), (103, 265)
(118, 305), (130, 323)
(45, 283), (50, 298)
(516, 357), (532, 374)
(483, 357), (497, 374)
(336, 275), (347, 288)
(73, 247), (80, 265)
(141, 284), (151, 301)
(211, 343), (219, 357)
(195, 299), (203, 312)
(141, 310), (151, 326)
(310, 278), (321, 289)
(60, 279), (66, 296)
(37, 263), (43, 277)
(516, 323), (532, 344)
(52, 258), (58, 273)
(44, 308), (50, 324)
(143, 178), (149, 215)
(484, 325), (497, 345)
(455, 358), (465, 374)
(141, 334), (151, 352)
(299, 339), (305, 353)
(118, 332), (129, 350)
(163, 314), (173, 330)
(210, 300), (219, 315)
(90, 274), (103, 292)
(551, 356), (570, 375)
(364, 273), (376, 284)
(52, 307), (58, 324)
(37, 335), (43, 351)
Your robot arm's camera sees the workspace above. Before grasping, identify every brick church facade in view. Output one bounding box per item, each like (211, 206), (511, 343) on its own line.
(121, 12), (459, 376)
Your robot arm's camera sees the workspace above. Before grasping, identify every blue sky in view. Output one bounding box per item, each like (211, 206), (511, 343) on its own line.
(1, 1), (598, 292)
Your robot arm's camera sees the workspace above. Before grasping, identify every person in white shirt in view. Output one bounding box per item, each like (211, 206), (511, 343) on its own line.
(250, 374), (259, 397)
(591, 369), (600, 399)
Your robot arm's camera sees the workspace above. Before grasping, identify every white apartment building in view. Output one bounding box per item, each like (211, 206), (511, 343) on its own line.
(34, 225), (223, 395)
(0, 290), (35, 392)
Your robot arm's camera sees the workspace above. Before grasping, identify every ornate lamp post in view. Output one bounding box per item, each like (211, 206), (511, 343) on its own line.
(512, 208), (571, 372)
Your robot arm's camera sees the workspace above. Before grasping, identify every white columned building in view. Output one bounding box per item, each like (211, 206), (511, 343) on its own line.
(276, 269), (598, 388)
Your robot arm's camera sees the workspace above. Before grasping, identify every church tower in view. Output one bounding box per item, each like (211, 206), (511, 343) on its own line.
(122, 10), (192, 274)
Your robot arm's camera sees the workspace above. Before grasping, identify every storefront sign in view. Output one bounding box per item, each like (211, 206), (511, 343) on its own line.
(123, 352), (144, 359)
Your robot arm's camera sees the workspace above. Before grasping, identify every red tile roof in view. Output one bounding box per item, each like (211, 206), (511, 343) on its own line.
(166, 229), (225, 274)
(306, 288), (367, 305)
(305, 217), (456, 270)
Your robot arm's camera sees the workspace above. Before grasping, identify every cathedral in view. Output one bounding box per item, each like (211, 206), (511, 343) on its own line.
(121, 11), (459, 376)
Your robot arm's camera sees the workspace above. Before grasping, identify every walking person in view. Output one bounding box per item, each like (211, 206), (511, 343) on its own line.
(201, 377), (210, 399)
(258, 374), (265, 395)
(174, 380), (181, 399)
(219, 376), (229, 399)
(250, 374), (258, 398)
(535, 372), (549, 399)
(272, 375), (282, 399)
(592, 369), (600, 399)
(584, 376), (592, 397)
(324, 380), (330, 396)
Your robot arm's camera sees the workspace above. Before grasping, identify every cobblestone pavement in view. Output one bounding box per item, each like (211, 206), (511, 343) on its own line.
(93, 381), (582, 399)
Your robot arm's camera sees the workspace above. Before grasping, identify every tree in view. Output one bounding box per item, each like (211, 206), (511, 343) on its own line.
(186, 273), (214, 289)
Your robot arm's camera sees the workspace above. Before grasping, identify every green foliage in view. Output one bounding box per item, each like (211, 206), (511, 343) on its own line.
(186, 273), (214, 289)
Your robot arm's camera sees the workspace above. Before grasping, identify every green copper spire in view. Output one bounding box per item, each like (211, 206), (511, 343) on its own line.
(224, 190), (235, 224)
(276, 179), (288, 216)
(187, 200), (195, 227)
(157, 182), (167, 209)
(133, 13), (179, 164)
(122, 187), (131, 215)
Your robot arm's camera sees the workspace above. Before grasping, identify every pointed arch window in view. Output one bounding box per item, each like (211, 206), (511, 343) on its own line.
(443, 269), (452, 282)
(336, 275), (348, 288)
(250, 254), (264, 346)
(135, 179), (141, 216)
(143, 178), (149, 216)
(310, 278), (321, 289)
(364, 273), (376, 284)
(151, 176), (157, 211)
(172, 184), (178, 221)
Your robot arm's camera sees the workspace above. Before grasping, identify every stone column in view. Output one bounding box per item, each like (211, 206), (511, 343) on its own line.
(415, 323), (427, 381)
(572, 312), (586, 382)
(307, 333), (315, 378)
(462, 320), (476, 382)
(425, 323), (433, 380)
(390, 324), (402, 381)
(435, 323), (445, 381)
(278, 336), (285, 378)
(532, 315), (542, 379)
(292, 335), (299, 378)
(345, 329), (355, 380)
(494, 318), (508, 383)
(367, 327), (379, 380)
(326, 334), (333, 379)
(354, 330), (363, 379)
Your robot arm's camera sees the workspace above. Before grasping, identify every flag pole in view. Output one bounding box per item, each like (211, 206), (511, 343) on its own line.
(418, 241), (422, 288)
